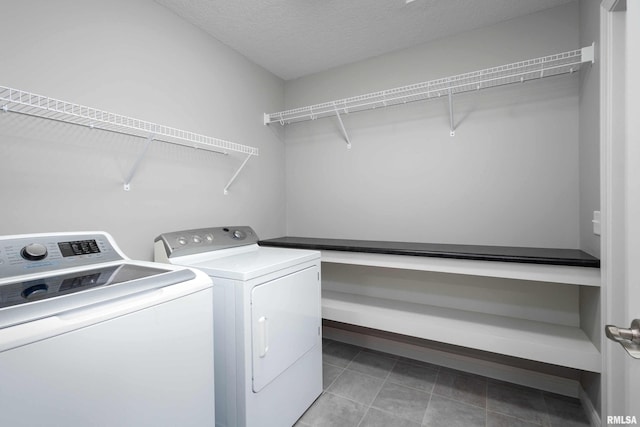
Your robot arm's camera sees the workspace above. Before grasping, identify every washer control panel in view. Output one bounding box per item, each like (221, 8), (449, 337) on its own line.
(0, 233), (123, 279)
(154, 226), (258, 260)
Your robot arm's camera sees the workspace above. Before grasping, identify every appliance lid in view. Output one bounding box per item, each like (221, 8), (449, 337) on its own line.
(178, 245), (320, 281)
(0, 262), (196, 329)
(0, 263), (179, 309)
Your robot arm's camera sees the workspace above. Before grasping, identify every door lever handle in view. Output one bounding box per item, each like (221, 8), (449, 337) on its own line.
(605, 323), (640, 343)
(606, 319), (640, 359)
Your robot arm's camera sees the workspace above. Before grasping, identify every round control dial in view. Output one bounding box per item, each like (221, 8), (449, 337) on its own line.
(22, 284), (48, 300)
(21, 243), (48, 261)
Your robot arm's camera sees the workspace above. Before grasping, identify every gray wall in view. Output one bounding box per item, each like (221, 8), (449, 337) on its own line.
(578, 0), (602, 347)
(283, 2), (584, 249)
(0, 0), (285, 260)
(579, 0), (601, 258)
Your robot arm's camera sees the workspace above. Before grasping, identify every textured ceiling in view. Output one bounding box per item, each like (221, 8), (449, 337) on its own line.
(154, 0), (575, 81)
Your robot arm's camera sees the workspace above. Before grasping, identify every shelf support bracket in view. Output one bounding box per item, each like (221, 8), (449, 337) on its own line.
(224, 153), (253, 195)
(448, 88), (455, 137)
(123, 135), (154, 191)
(334, 106), (352, 149)
(582, 42), (595, 64)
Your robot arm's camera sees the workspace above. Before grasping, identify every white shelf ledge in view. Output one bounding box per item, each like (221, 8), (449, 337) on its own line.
(320, 250), (601, 287)
(0, 85), (258, 193)
(264, 45), (595, 138)
(323, 290), (601, 373)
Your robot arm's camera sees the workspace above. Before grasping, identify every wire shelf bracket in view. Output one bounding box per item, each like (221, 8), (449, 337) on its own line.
(123, 135), (154, 191)
(0, 85), (259, 193)
(447, 87), (455, 137)
(264, 44), (596, 140)
(223, 153), (253, 195)
(333, 104), (352, 149)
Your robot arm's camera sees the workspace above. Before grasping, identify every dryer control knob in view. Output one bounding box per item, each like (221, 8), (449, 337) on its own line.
(22, 284), (48, 299)
(21, 243), (48, 261)
(232, 230), (246, 240)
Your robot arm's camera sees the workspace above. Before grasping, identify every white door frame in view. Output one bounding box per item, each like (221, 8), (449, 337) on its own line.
(600, 0), (625, 420)
(600, 0), (640, 423)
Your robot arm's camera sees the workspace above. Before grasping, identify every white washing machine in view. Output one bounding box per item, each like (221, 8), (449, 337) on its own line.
(0, 231), (215, 427)
(154, 226), (322, 427)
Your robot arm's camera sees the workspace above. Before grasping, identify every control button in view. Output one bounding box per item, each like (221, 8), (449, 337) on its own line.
(177, 237), (188, 246)
(204, 234), (214, 242)
(232, 230), (246, 240)
(21, 243), (48, 261)
(22, 284), (48, 300)
(192, 235), (202, 244)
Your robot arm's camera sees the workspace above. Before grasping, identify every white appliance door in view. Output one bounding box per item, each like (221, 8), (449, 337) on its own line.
(0, 284), (215, 427)
(251, 265), (320, 392)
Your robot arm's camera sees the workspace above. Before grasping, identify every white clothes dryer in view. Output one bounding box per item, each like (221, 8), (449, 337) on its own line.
(0, 231), (215, 427)
(155, 226), (322, 427)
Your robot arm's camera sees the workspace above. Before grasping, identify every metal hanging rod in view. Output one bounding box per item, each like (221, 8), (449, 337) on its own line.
(264, 45), (595, 137)
(0, 85), (259, 193)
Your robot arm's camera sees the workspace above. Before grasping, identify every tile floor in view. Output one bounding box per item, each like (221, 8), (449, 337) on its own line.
(296, 339), (591, 427)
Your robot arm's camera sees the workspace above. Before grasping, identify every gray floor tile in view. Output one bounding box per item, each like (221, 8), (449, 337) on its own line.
(371, 381), (430, 424)
(423, 394), (486, 427)
(359, 408), (422, 427)
(318, 343), (590, 427)
(323, 340), (362, 368)
(323, 363), (343, 390)
(327, 369), (385, 406)
(346, 349), (397, 379)
(359, 348), (400, 359)
(486, 411), (541, 427)
(543, 393), (590, 427)
(487, 380), (549, 425)
(386, 361), (439, 393)
(298, 392), (367, 427)
(433, 368), (487, 408)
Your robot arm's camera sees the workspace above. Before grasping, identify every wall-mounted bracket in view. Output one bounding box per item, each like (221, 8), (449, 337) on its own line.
(582, 42), (596, 64)
(124, 135), (154, 191)
(223, 153), (254, 195)
(447, 88), (455, 137)
(334, 105), (352, 149)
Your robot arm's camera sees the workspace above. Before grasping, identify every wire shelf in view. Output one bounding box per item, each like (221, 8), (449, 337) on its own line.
(0, 85), (259, 193)
(264, 45), (594, 126)
(0, 86), (259, 156)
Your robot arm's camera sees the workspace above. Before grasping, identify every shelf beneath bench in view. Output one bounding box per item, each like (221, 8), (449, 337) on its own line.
(323, 290), (601, 372)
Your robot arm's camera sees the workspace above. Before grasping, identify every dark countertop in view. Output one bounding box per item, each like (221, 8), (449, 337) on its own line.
(258, 236), (600, 268)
